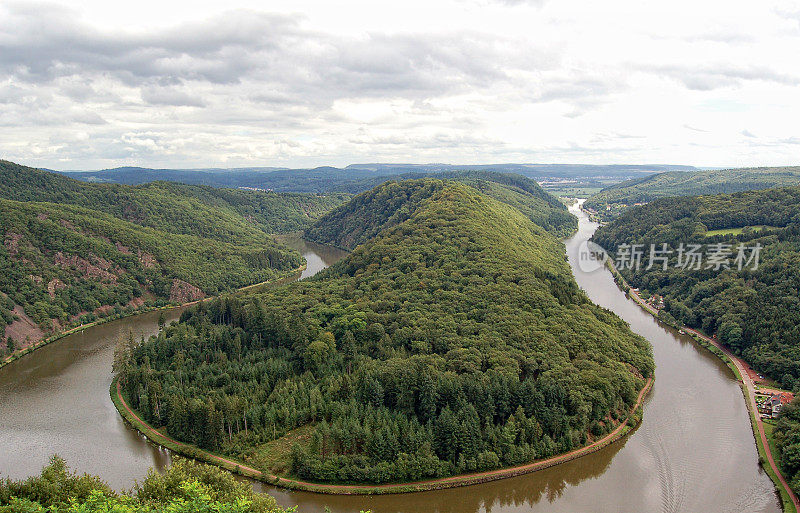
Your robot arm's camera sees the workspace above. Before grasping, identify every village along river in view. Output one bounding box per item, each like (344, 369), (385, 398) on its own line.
(0, 212), (782, 512)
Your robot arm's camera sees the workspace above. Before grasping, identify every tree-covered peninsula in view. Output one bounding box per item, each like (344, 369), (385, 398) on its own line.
(117, 179), (653, 485)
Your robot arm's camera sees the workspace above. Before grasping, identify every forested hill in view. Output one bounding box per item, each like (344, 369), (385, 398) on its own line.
(0, 160), (346, 353)
(592, 186), (800, 390)
(1, 160), (349, 240)
(304, 171), (576, 249)
(585, 166), (800, 220)
(119, 179), (653, 485)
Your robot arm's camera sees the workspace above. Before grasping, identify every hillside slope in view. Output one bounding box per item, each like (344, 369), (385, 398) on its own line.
(585, 167), (800, 220)
(0, 160), (346, 353)
(592, 186), (800, 389)
(1, 161), (348, 240)
(119, 180), (653, 485)
(0, 199), (301, 341)
(304, 171), (576, 249)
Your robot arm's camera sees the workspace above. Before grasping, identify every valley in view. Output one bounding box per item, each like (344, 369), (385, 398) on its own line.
(2, 3), (797, 511)
(0, 194), (782, 512)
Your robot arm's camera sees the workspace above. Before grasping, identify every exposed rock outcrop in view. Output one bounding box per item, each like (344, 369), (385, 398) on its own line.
(169, 279), (205, 303)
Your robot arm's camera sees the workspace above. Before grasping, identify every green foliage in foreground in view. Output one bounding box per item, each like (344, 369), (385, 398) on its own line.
(0, 456), (298, 513)
(119, 179), (652, 485)
(304, 171), (576, 249)
(593, 186), (800, 389)
(585, 166), (800, 220)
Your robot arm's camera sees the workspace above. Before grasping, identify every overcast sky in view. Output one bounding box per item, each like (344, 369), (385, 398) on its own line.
(1, 0), (799, 170)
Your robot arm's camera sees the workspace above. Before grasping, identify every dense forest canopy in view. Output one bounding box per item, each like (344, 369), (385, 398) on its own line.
(585, 167), (800, 220)
(592, 186), (800, 389)
(0, 160), (346, 349)
(0, 456), (294, 512)
(118, 179), (652, 485)
(304, 171), (577, 249)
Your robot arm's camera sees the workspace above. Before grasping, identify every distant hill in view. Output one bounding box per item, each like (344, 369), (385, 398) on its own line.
(4, 161), (349, 239)
(585, 167), (800, 219)
(304, 171), (577, 249)
(0, 160), (347, 352)
(55, 163), (696, 194)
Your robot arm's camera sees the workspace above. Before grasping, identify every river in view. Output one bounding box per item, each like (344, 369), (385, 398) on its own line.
(0, 212), (781, 513)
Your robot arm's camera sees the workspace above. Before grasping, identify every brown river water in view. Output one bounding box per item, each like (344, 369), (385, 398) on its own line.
(0, 213), (781, 512)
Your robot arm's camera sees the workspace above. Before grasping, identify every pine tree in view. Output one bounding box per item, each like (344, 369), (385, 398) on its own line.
(418, 371), (437, 422)
(433, 407), (459, 462)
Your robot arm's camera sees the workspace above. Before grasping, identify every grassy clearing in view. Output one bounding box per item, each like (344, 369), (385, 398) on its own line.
(240, 424), (315, 475)
(704, 225), (780, 237)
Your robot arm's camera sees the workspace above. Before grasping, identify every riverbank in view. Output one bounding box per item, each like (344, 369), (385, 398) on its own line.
(0, 263), (306, 372)
(598, 232), (799, 513)
(111, 375), (652, 495)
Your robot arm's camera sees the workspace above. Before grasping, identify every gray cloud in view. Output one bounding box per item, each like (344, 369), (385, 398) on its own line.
(1, 2), (627, 167)
(141, 87), (205, 107)
(70, 110), (107, 125)
(2, 1), (794, 169)
(641, 63), (799, 90)
(0, 4), (556, 106)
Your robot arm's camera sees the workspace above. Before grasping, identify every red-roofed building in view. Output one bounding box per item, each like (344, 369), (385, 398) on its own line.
(759, 393), (791, 418)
